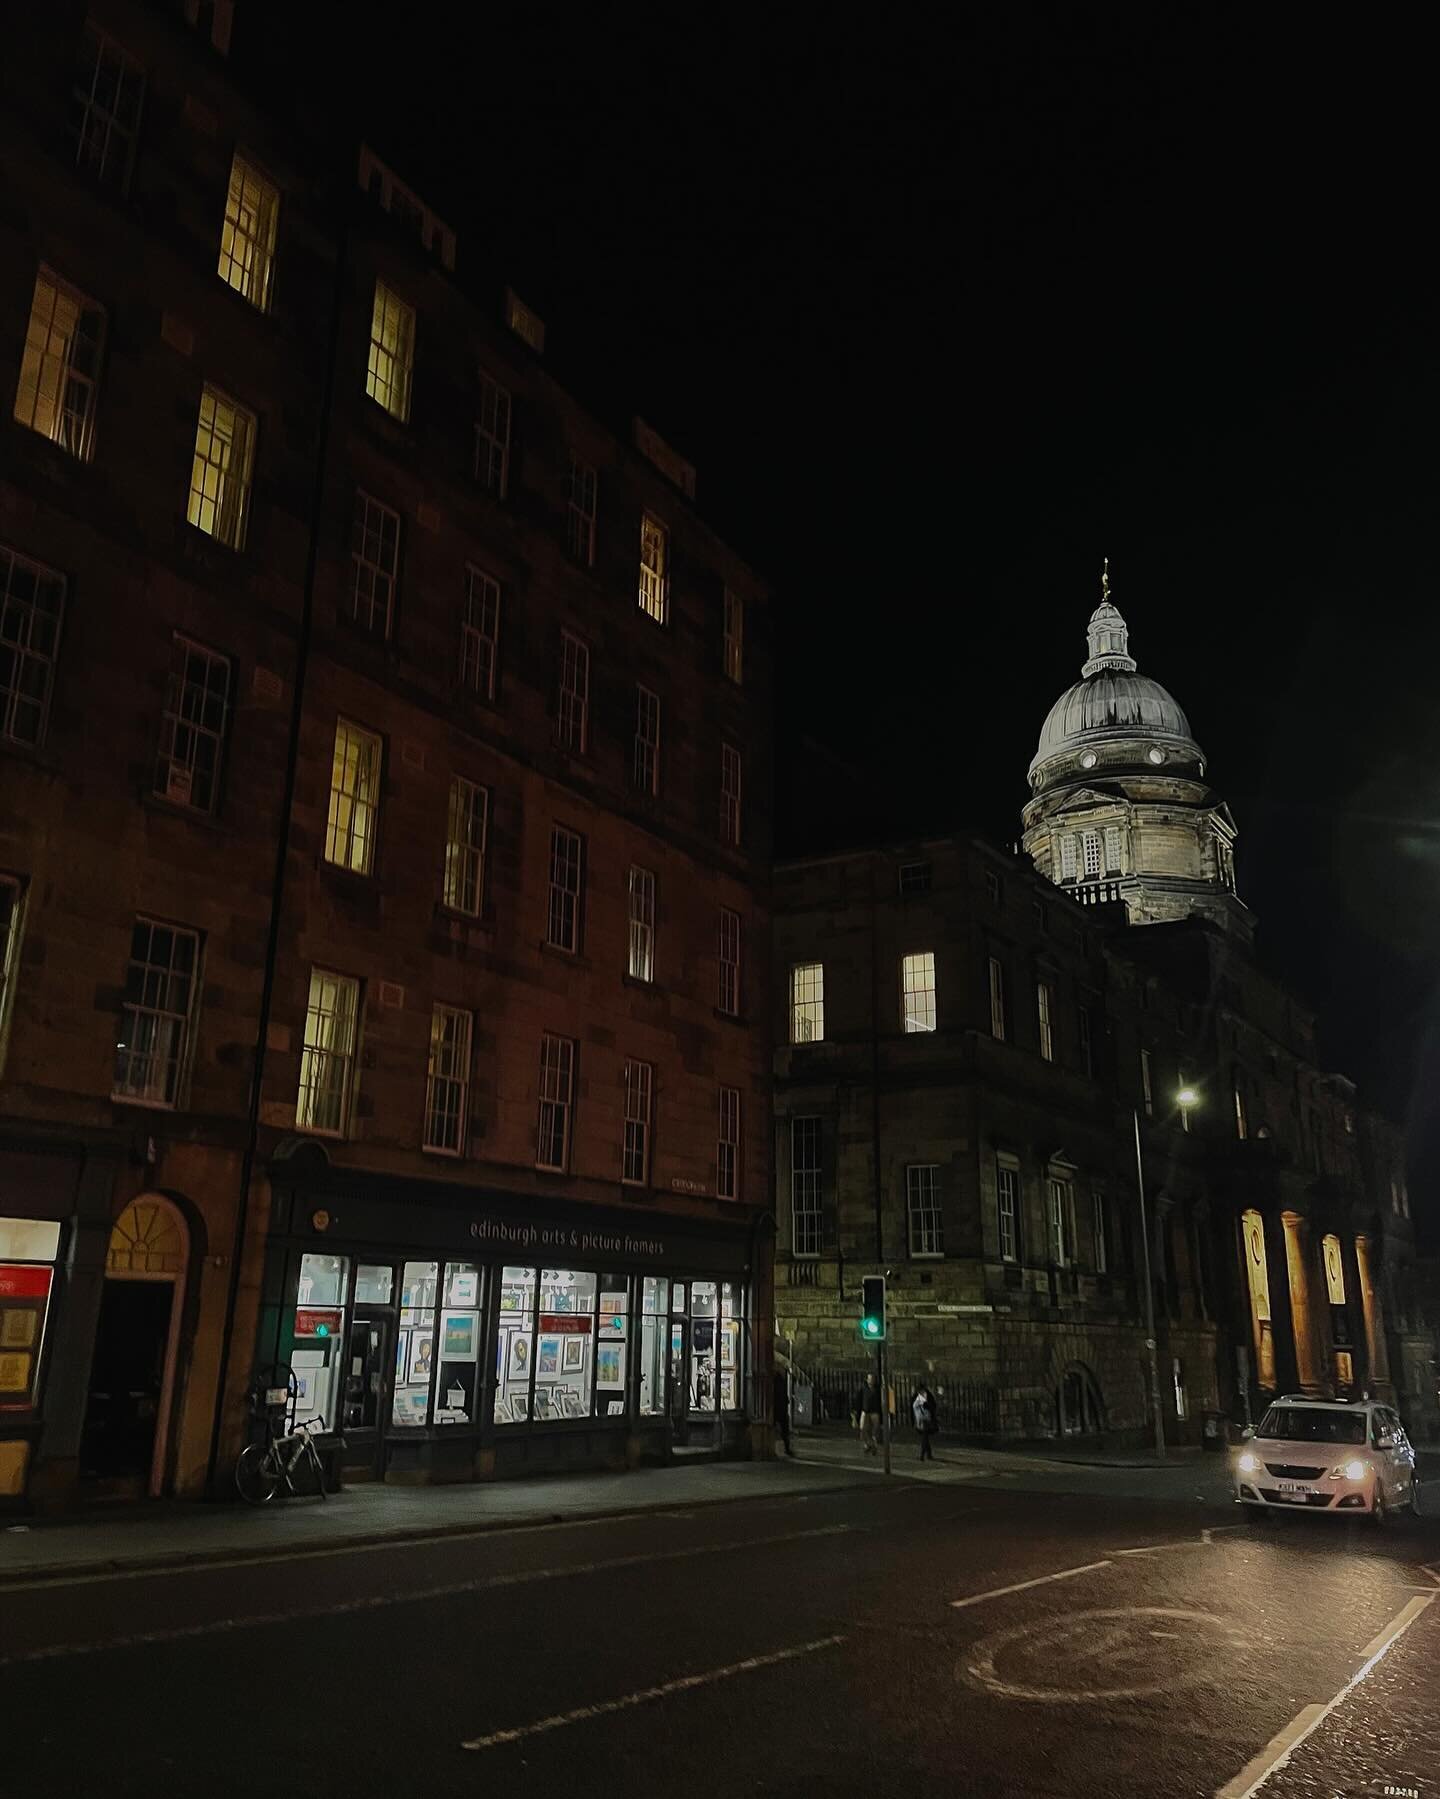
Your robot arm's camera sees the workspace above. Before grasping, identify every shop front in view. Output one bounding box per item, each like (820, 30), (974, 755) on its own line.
(254, 1174), (762, 1486)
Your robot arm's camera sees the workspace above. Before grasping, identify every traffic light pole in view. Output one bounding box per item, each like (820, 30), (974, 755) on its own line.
(879, 1338), (891, 1475)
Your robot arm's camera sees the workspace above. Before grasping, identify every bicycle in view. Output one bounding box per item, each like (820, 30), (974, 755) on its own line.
(234, 1415), (330, 1505)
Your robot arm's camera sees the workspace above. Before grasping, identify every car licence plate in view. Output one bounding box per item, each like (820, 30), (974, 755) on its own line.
(1276, 1482), (1314, 1498)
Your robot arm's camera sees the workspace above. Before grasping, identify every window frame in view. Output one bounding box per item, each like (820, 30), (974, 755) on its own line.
(719, 742), (742, 847)
(295, 968), (360, 1137)
(216, 151), (279, 312)
(556, 630), (589, 754)
(459, 565), (499, 701)
(1047, 1176), (1074, 1268)
(901, 951), (937, 1033)
(154, 632), (232, 815)
(546, 825), (584, 953)
(186, 383), (256, 550)
(442, 776), (488, 918)
(71, 23), (145, 192)
(906, 1164), (943, 1258)
(717, 1084), (741, 1200)
(536, 1033), (575, 1171)
(996, 1158), (1020, 1263)
(1036, 978), (1055, 1062)
(474, 372), (511, 498)
(790, 1116), (823, 1258)
(13, 267), (105, 461)
(423, 1004), (472, 1157)
(349, 491), (400, 639)
(622, 1058), (653, 1186)
(365, 279), (414, 423)
(790, 962), (824, 1045)
(1077, 1004), (1094, 1078)
(638, 512), (668, 623)
(0, 875), (23, 1075)
(110, 917), (201, 1110)
(566, 451), (597, 565)
(324, 718), (383, 876)
(1092, 1190), (1108, 1274)
(722, 588), (743, 683)
(717, 908), (741, 1016)
(988, 955), (1006, 1041)
(633, 684), (661, 795)
(627, 865), (656, 983)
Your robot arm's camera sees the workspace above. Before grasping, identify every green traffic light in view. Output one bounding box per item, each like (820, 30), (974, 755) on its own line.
(315, 1323), (330, 1337)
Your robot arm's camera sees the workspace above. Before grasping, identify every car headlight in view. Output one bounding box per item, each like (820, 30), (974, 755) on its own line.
(1332, 1458), (1369, 1482)
(1237, 1451), (1259, 1474)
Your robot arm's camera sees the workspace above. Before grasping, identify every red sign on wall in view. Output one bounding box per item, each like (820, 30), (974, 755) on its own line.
(538, 1314), (593, 1333)
(295, 1308), (343, 1338)
(0, 1266), (52, 1301)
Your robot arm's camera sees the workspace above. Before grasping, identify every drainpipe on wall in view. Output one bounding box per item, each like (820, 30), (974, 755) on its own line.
(869, 853), (883, 1265)
(203, 211), (351, 1496)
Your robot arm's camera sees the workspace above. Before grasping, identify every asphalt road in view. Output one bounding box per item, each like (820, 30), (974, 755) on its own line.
(4, 1481), (1438, 1798)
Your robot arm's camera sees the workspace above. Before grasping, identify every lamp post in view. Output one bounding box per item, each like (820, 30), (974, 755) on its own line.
(1132, 1085), (1198, 1464)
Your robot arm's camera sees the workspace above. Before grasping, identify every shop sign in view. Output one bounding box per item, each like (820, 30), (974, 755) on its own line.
(538, 1314), (593, 1333)
(295, 1307), (343, 1338)
(670, 1178), (708, 1196)
(470, 1216), (671, 1263)
(0, 1265), (52, 1301)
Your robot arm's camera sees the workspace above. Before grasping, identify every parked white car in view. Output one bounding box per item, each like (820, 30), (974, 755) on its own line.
(1235, 1396), (1419, 1523)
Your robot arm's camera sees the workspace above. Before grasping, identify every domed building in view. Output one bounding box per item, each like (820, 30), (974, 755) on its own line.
(1021, 570), (1250, 941)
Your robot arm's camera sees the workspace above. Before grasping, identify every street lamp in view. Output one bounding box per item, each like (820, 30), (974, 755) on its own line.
(1132, 1085), (1198, 1463)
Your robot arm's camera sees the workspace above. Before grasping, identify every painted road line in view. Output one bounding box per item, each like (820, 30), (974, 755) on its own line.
(949, 1559), (1112, 1609)
(0, 1524), (852, 1667)
(1213, 1592), (1436, 1799)
(461, 1634), (848, 1750)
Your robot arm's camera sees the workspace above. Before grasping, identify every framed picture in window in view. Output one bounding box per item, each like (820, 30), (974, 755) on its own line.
(533, 1387), (556, 1421)
(493, 1396), (511, 1424)
(720, 1371), (736, 1410)
(407, 1332), (434, 1384)
(596, 1341), (626, 1389)
(537, 1335), (561, 1378)
(441, 1311), (477, 1360)
(559, 1388), (586, 1419)
(562, 1336), (586, 1373)
(506, 1333), (531, 1384)
(720, 1326), (736, 1369)
(510, 1392), (530, 1422)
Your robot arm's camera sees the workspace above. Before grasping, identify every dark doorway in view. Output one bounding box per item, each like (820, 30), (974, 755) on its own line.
(80, 1280), (175, 1485)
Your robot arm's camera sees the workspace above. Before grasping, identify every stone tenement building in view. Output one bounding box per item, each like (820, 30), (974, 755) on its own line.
(1, 0), (772, 1510)
(773, 592), (1436, 1447)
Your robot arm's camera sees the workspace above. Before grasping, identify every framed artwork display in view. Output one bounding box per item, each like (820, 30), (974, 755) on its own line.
(510, 1392), (530, 1422)
(596, 1341), (626, 1390)
(496, 1328), (509, 1379)
(442, 1311), (477, 1360)
(537, 1335), (561, 1377)
(607, 1399), (625, 1416)
(493, 1396), (511, 1424)
(720, 1327), (736, 1369)
(720, 1371), (736, 1410)
(560, 1388), (587, 1419)
(394, 1328), (411, 1377)
(533, 1387), (555, 1420)
(408, 1332), (434, 1384)
(506, 1333), (531, 1384)
(562, 1336), (586, 1373)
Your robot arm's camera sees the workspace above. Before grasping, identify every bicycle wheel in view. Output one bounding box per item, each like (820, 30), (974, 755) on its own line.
(306, 1441), (329, 1501)
(234, 1443), (280, 1505)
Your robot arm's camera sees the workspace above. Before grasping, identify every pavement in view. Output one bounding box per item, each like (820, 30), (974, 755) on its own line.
(4, 1465), (1439, 1797)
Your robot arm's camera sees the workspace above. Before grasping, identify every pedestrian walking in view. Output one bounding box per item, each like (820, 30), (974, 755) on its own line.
(858, 1374), (882, 1455)
(913, 1384), (938, 1460)
(772, 1366), (795, 1456)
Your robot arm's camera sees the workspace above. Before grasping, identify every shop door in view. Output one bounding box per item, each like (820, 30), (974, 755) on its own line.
(668, 1319), (689, 1446)
(79, 1280), (174, 1487)
(340, 1308), (392, 1478)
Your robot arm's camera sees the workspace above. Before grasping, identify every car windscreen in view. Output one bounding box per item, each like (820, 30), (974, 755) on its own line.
(1258, 1406), (1365, 1445)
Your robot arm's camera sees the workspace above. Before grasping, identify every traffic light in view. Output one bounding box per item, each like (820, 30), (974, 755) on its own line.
(859, 1275), (886, 1341)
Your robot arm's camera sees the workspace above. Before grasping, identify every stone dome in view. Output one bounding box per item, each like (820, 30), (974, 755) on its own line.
(1028, 584), (1202, 781)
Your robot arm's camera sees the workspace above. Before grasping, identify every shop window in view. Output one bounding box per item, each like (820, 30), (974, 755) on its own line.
(0, 1216), (62, 1416)
(639, 1276), (670, 1417)
(690, 1279), (720, 1412)
(392, 1260), (438, 1428)
(494, 1265), (537, 1423)
(355, 1262), (393, 1303)
(291, 1252), (348, 1428)
(435, 1262), (481, 1424)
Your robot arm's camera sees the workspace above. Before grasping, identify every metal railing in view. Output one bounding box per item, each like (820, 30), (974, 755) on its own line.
(801, 1367), (999, 1437)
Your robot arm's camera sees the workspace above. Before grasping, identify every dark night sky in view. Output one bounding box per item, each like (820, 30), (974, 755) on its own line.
(250, 13), (1440, 1195)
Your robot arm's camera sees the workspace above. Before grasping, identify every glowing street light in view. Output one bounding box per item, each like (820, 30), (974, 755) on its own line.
(1133, 1085), (1201, 1463)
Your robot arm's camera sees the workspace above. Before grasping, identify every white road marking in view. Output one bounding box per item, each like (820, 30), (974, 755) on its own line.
(965, 1606), (1236, 1703)
(0, 1524), (851, 1667)
(1213, 1592), (1435, 1799)
(949, 1560), (1111, 1609)
(1201, 1525), (1244, 1544)
(460, 1633), (848, 1750)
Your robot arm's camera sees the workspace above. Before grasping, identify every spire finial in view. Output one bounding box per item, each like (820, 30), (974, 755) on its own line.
(1101, 556), (1110, 603)
(1082, 559), (1137, 677)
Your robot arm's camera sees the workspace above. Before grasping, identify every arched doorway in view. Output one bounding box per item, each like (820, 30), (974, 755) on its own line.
(79, 1195), (189, 1497)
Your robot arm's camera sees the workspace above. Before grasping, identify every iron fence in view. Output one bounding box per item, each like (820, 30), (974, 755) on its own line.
(803, 1366), (999, 1438)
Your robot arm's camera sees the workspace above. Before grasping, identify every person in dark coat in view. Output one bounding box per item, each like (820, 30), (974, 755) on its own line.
(772, 1367), (795, 1456)
(912, 1385), (938, 1460)
(858, 1375), (882, 1454)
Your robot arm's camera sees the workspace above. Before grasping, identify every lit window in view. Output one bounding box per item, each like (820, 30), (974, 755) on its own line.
(14, 269), (104, 460)
(1077, 1005), (1094, 1078)
(71, 24), (144, 190)
(557, 632), (589, 753)
(1036, 979), (1055, 1062)
(1140, 1047), (1154, 1115)
(111, 919), (199, 1107)
(296, 968), (359, 1135)
(717, 908), (741, 1016)
(566, 452), (597, 564)
(723, 589), (743, 683)
(187, 386), (255, 549)
(0, 876), (23, 1072)
(459, 565), (499, 699)
(474, 373), (511, 497)
(790, 962), (824, 1044)
(790, 1117), (822, 1257)
(1092, 1192), (1108, 1273)
(987, 956), (1006, 1041)
(901, 952), (936, 1033)
(1082, 832), (1102, 879)
(720, 742), (742, 846)
(638, 513), (668, 622)
(537, 1034), (574, 1170)
(325, 719), (381, 875)
(423, 1004), (471, 1155)
(1059, 836), (1078, 881)
(1047, 1178), (1072, 1267)
(366, 281), (414, 421)
(898, 861), (931, 895)
(0, 544), (67, 748)
(622, 1059), (652, 1185)
(217, 154), (278, 310)
(633, 685), (660, 794)
(442, 777), (487, 916)
(155, 634), (231, 813)
(907, 1165), (943, 1257)
(717, 1085), (740, 1200)
(349, 492), (399, 637)
(546, 826), (583, 952)
(627, 866), (655, 983)
(996, 1160), (1019, 1262)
